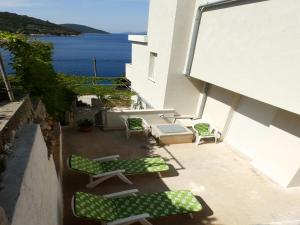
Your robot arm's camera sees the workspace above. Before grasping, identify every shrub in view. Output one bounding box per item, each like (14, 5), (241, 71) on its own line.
(0, 32), (76, 121)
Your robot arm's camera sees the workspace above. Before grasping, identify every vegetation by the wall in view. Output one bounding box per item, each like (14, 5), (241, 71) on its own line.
(59, 75), (135, 108)
(0, 32), (134, 120)
(0, 32), (76, 120)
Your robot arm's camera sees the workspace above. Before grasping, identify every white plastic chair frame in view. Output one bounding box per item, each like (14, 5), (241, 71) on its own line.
(71, 189), (194, 225)
(192, 123), (221, 145)
(67, 155), (133, 189)
(71, 189), (152, 225)
(123, 116), (150, 139)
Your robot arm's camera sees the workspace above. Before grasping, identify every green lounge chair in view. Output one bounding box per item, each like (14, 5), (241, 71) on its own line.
(72, 189), (202, 225)
(192, 123), (221, 145)
(68, 155), (169, 188)
(123, 116), (150, 139)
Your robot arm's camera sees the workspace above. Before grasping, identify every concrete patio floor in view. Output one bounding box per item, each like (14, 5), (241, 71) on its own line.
(62, 126), (300, 225)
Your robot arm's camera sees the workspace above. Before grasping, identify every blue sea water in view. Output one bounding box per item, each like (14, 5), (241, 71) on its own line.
(1, 33), (132, 77)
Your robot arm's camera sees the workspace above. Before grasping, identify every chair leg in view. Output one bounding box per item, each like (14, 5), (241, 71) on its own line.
(139, 219), (153, 225)
(195, 136), (200, 145)
(195, 136), (203, 145)
(126, 131), (130, 139)
(144, 130), (149, 138)
(117, 173), (133, 184)
(86, 175), (115, 188)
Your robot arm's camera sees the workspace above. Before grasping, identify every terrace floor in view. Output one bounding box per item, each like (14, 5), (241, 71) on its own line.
(62, 126), (300, 225)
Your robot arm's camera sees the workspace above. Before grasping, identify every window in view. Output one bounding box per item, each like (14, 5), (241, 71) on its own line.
(148, 52), (157, 81)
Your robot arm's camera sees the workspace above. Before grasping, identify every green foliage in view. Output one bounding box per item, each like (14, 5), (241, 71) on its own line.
(0, 12), (79, 35)
(0, 75), (26, 100)
(58, 74), (134, 96)
(0, 32), (76, 120)
(0, 32), (134, 120)
(57, 75), (135, 108)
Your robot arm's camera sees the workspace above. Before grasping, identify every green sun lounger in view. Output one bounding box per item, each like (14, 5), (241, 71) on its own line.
(72, 189), (202, 225)
(68, 155), (169, 188)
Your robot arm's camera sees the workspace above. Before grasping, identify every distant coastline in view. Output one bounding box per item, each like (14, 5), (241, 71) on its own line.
(0, 12), (109, 36)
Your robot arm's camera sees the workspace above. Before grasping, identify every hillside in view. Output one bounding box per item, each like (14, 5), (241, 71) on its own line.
(0, 12), (79, 35)
(60, 24), (109, 34)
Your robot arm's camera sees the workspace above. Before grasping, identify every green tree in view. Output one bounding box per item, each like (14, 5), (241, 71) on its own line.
(0, 32), (76, 120)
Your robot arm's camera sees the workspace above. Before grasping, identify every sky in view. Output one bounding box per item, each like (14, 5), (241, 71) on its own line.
(0, 0), (149, 33)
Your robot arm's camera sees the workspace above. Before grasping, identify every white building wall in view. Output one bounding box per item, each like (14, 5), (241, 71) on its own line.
(203, 86), (300, 187)
(253, 109), (300, 187)
(163, 0), (202, 115)
(202, 85), (235, 132)
(126, 43), (167, 108)
(226, 96), (277, 159)
(190, 0), (300, 115)
(126, 0), (179, 109)
(127, 0), (202, 115)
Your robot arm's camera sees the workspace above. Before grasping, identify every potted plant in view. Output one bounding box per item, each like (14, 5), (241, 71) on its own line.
(77, 118), (94, 132)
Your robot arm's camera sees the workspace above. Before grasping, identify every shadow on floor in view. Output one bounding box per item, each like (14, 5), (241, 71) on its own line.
(62, 126), (218, 225)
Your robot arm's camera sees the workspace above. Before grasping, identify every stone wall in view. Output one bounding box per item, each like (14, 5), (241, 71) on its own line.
(0, 96), (33, 156)
(0, 124), (63, 225)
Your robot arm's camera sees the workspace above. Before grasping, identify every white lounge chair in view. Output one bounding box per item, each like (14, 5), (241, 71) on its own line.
(192, 122), (221, 145)
(68, 154), (169, 188)
(123, 116), (150, 139)
(72, 189), (202, 225)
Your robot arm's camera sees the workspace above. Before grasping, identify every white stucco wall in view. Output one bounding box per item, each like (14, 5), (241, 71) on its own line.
(220, 94), (300, 187)
(127, 0), (203, 115)
(11, 125), (63, 225)
(126, 0), (179, 109)
(253, 109), (300, 187)
(190, 0), (300, 115)
(199, 84), (300, 187)
(164, 0), (203, 115)
(126, 43), (166, 108)
(226, 96), (277, 159)
(202, 85), (235, 132)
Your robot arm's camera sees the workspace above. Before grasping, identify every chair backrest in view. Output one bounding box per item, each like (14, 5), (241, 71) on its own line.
(127, 117), (143, 129)
(73, 192), (118, 221)
(69, 155), (104, 175)
(193, 123), (210, 135)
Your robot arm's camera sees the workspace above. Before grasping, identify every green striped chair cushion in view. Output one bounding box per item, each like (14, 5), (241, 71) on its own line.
(115, 190), (202, 219)
(74, 190), (202, 222)
(74, 192), (118, 221)
(69, 155), (169, 175)
(193, 123), (213, 136)
(127, 118), (143, 131)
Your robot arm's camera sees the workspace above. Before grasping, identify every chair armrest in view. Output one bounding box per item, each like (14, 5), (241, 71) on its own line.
(121, 116), (129, 128)
(107, 213), (150, 225)
(215, 130), (222, 139)
(103, 189), (139, 198)
(94, 155), (120, 162)
(92, 170), (125, 178)
(141, 118), (149, 126)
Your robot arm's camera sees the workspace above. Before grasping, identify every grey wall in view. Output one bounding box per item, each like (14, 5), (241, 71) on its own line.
(0, 124), (63, 225)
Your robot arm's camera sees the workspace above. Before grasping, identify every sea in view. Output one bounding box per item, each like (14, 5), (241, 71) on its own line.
(1, 33), (132, 77)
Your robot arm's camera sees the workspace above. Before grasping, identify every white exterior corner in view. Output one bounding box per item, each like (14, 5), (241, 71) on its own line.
(128, 35), (148, 44)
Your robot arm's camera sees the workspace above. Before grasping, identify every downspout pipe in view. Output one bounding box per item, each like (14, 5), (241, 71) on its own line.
(184, 0), (242, 76)
(198, 82), (210, 118)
